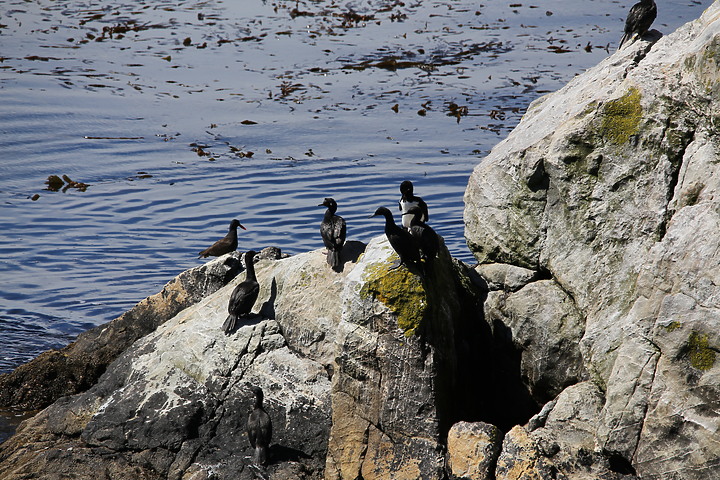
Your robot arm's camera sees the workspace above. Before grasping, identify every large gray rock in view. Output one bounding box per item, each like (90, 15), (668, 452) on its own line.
(465, 3), (720, 479)
(0, 236), (488, 480)
(0, 252), (338, 480)
(484, 280), (586, 404)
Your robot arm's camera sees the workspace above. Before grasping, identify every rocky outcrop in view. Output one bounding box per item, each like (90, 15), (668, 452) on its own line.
(0, 236), (488, 479)
(0, 248), (342, 480)
(2, 5), (720, 480)
(325, 236), (487, 480)
(0, 254), (244, 411)
(465, 3), (720, 479)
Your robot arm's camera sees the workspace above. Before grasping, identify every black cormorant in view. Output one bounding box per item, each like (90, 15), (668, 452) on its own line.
(198, 219), (246, 258)
(405, 206), (439, 274)
(371, 207), (421, 272)
(618, 0), (657, 50)
(319, 198), (347, 272)
(398, 180), (429, 229)
(222, 250), (259, 333)
(247, 385), (272, 467)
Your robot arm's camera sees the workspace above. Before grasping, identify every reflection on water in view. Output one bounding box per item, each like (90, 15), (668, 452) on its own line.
(0, 0), (709, 374)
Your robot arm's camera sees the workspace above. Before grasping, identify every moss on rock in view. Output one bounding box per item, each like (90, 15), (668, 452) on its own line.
(665, 321), (682, 332)
(687, 332), (716, 371)
(600, 87), (642, 144)
(360, 258), (427, 336)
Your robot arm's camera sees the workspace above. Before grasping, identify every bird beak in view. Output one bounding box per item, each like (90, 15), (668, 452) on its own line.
(239, 224), (247, 230)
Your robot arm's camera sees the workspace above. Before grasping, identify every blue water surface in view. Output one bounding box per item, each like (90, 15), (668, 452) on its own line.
(0, 0), (710, 374)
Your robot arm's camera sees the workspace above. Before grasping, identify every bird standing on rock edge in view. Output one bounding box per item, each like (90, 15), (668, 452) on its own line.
(405, 205), (439, 275)
(618, 0), (657, 50)
(371, 207), (421, 273)
(222, 250), (259, 334)
(319, 197), (347, 272)
(198, 219), (246, 258)
(246, 385), (272, 467)
(398, 180), (429, 229)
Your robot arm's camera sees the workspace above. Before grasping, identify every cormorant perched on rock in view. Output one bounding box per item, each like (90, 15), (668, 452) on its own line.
(319, 198), (347, 272)
(618, 0), (657, 50)
(399, 180), (429, 229)
(222, 250), (259, 334)
(404, 206), (439, 274)
(247, 385), (272, 467)
(198, 219), (246, 258)
(371, 207), (421, 272)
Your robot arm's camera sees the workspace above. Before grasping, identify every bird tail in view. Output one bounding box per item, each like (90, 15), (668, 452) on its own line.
(254, 445), (268, 466)
(328, 249), (343, 272)
(618, 32), (630, 50)
(222, 314), (237, 334)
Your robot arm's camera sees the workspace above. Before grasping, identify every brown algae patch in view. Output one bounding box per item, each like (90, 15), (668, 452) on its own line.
(687, 332), (716, 371)
(600, 87), (642, 144)
(360, 258), (427, 336)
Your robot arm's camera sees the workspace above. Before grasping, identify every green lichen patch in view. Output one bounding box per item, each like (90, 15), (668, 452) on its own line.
(360, 259), (427, 336)
(600, 87), (643, 144)
(665, 321), (682, 332)
(687, 332), (716, 371)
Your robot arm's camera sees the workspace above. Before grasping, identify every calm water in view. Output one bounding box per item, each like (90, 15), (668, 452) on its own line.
(0, 0), (709, 377)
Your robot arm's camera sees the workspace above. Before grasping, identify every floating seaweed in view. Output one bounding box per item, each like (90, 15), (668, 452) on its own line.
(45, 174), (89, 192)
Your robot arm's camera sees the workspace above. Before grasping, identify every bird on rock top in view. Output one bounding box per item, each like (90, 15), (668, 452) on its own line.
(404, 205), (439, 275)
(371, 206), (421, 273)
(318, 197), (347, 272)
(398, 180), (429, 229)
(222, 250), (259, 334)
(618, 0), (657, 50)
(198, 219), (246, 258)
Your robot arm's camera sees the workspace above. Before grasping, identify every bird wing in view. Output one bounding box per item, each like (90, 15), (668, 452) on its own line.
(247, 411), (259, 448)
(332, 216), (347, 248)
(198, 232), (235, 257)
(418, 198), (429, 222)
(228, 281), (260, 316)
(259, 410), (272, 447)
(320, 221), (334, 250)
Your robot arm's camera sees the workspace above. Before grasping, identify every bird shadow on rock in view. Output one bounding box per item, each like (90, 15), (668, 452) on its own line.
(224, 313), (264, 335)
(259, 278), (278, 319)
(335, 240), (366, 273)
(270, 443), (312, 462)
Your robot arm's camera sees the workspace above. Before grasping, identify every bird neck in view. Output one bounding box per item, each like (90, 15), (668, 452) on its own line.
(245, 256), (256, 281)
(324, 207), (336, 219)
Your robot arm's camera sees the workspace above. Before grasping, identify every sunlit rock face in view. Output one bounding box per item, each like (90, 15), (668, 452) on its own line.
(465, 3), (720, 479)
(0, 236), (488, 480)
(0, 249), (339, 480)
